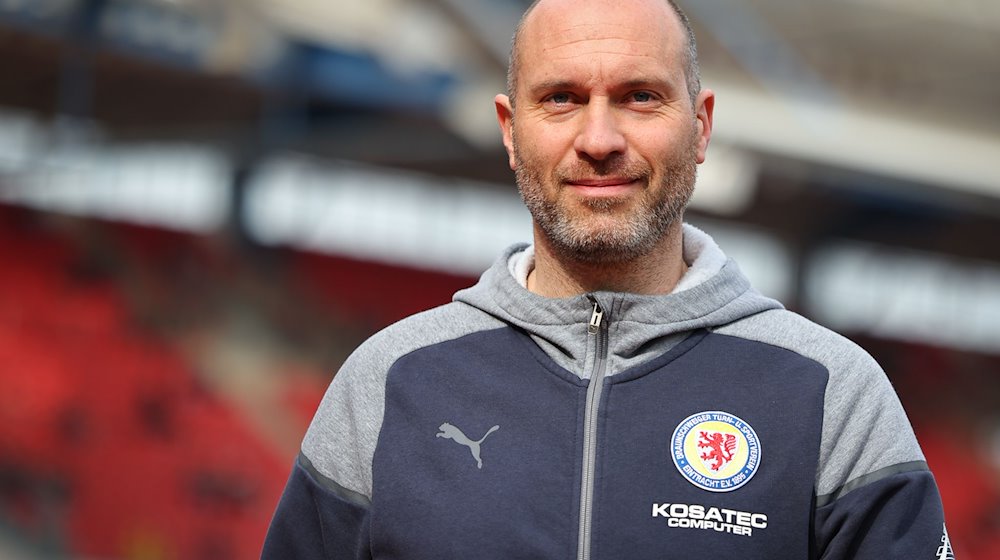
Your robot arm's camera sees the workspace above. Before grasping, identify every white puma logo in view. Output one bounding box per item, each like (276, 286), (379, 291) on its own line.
(436, 423), (500, 469)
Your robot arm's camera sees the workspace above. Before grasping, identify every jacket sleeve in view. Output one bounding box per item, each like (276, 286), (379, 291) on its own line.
(813, 463), (950, 559)
(261, 453), (372, 560)
(811, 342), (951, 559)
(261, 332), (392, 560)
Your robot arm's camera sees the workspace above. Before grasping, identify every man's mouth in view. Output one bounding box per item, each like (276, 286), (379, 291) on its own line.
(565, 177), (642, 196)
(567, 177), (636, 187)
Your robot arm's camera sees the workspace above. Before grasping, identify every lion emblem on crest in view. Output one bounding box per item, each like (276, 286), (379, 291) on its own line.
(698, 431), (737, 471)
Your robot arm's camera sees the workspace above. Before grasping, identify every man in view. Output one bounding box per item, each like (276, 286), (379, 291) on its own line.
(262, 0), (950, 558)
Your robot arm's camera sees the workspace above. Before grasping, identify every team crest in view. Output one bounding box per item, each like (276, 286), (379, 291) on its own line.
(671, 411), (761, 492)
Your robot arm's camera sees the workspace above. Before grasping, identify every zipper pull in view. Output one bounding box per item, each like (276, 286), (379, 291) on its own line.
(588, 301), (604, 335)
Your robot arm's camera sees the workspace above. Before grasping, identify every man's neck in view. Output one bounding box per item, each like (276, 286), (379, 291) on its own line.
(526, 222), (688, 298)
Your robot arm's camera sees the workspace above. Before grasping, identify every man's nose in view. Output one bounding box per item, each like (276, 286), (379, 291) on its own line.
(573, 101), (626, 161)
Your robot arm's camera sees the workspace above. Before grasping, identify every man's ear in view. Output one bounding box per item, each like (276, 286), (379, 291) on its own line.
(693, 88), (715, 164)
(495, 94), (517, 171)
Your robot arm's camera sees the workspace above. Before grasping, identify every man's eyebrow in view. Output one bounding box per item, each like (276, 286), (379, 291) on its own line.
(617, 77), (675, 91)
(527, 80), (581, 97)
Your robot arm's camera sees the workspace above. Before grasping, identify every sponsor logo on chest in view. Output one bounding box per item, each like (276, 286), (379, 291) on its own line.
(651, 503), (768, 537)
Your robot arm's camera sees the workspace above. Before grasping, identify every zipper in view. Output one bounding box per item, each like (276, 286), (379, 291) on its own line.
(578, 297), (609, 560)
(587, 302), (604, 335)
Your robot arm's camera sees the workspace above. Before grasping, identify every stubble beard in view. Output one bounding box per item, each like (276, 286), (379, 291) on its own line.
(513, 136), (698, 265)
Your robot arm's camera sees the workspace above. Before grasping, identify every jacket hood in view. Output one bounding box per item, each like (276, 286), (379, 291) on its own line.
(453, 224), (783, 378)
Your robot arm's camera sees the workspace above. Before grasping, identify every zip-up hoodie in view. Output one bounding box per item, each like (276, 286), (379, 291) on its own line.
(262, 225), (949, 560)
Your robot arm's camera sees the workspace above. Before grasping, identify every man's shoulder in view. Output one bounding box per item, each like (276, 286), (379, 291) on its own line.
(301, 300), (507, 494)
(342, 300), (506, 378)
(714, 308), (878, 376)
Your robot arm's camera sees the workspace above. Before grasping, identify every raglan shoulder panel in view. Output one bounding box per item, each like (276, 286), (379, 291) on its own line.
(300, 300), (507, 499)
(713, 309), (925, 498)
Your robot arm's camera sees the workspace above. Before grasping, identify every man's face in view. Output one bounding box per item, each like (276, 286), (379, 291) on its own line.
(496, 0), (713, 264)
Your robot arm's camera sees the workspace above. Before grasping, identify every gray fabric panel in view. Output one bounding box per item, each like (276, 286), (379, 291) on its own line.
(814, 460), (930, 508)
(301, 301), (506, 500)
(298, 451), (372, 508)
(714, 309), (925, 497)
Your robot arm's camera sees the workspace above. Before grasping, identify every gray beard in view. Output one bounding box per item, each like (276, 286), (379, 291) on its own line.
(514, 147), (697, 265)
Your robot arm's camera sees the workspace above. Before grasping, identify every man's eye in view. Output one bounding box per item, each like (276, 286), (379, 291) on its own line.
(548, 93), (572, 104)
(630, 91), (654, 103)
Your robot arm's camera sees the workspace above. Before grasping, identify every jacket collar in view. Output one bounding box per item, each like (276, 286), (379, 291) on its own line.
(454, 224), (783, 378)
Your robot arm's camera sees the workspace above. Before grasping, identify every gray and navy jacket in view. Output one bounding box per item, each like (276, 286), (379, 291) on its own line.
(262, 225), (950, 559)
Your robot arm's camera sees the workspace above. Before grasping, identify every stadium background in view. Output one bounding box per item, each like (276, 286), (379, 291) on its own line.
(0, 0), (998, 558)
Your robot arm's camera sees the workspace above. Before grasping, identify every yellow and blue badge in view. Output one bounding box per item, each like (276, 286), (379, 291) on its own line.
(671, 411), (761, 492)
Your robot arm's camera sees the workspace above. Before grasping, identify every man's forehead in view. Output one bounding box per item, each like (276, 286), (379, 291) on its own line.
(536, 24), (669, 60)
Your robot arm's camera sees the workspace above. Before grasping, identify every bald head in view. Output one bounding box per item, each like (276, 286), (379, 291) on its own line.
(507, 0), (701, 108)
